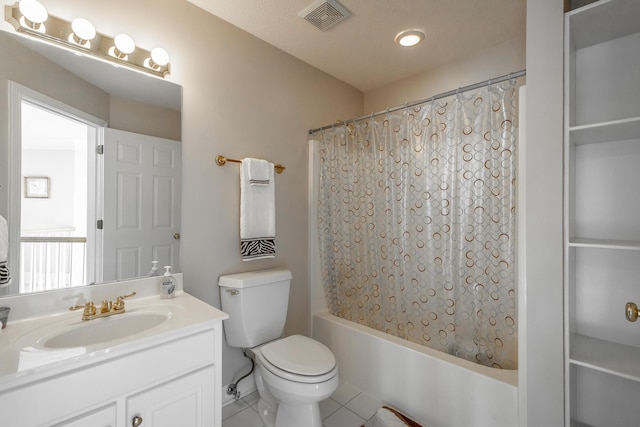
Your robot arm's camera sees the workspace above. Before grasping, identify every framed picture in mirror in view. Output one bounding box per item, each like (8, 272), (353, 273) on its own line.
(24, 176), (50, 198)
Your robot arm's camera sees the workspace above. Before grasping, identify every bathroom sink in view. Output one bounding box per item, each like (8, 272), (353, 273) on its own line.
(43, 312), (168, 349)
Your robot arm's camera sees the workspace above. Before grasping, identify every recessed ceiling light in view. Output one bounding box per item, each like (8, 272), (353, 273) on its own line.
(395, 29), (425, 47)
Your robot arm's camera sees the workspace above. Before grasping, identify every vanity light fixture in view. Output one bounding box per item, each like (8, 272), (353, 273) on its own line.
(69, 18), (95, 47)
(17, 0), (47, 32)
(394, 29), (425, 47)
(4, 0), (171, 78)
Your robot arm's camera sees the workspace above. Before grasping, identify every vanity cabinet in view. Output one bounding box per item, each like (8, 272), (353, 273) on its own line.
(0, 290), (226, 427)
(3, 328), (219, 427)
(564, 0), (640, 425)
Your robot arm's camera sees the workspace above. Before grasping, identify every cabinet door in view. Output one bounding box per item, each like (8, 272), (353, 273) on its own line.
(126, 365), (215, 427)
(53, 404), (117, 427)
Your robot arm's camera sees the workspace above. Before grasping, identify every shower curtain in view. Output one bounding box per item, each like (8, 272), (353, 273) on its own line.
(316, 82), (518, 369)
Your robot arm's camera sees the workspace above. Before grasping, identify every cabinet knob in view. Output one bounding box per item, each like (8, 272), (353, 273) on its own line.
(132, 415), (143, 427)
(625, 302), (639, 322)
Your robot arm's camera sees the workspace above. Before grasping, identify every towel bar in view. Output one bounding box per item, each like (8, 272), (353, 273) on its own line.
(216, 155), (285, 174)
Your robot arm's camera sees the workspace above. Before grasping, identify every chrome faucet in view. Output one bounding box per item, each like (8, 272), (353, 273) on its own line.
(70, 291), (136, 320)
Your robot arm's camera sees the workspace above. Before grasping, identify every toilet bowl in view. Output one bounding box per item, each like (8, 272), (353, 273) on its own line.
(249, 335), (339, 427)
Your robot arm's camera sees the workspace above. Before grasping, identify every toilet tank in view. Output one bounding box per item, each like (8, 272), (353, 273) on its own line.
(219, 268), (292, 348)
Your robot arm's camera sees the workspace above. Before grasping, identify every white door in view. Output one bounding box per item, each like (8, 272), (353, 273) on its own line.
(102, 128), (181, 282)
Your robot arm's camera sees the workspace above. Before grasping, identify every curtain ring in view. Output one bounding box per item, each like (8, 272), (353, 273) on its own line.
(346, 121), (353, 136)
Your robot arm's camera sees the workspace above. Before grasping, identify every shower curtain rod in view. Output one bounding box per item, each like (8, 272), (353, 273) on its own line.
(308, 69), (526, 135)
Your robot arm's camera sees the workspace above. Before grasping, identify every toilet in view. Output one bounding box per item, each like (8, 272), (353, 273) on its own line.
(219, 268), (338, 427)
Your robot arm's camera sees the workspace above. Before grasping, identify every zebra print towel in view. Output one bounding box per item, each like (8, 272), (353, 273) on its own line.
(0, 215), (9, 286)
(240, 158), (276, 261)
(240, 237), (276, 260)
(0, 261), (10, 286)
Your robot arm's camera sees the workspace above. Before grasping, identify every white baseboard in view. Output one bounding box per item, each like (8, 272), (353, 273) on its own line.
(221, 376), (257, 407)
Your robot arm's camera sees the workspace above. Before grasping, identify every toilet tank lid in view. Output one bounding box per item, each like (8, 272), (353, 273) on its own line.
(218, 268), (292, 288)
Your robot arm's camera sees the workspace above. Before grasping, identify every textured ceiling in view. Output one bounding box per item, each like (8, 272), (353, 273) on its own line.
(188, 0), (526, 92)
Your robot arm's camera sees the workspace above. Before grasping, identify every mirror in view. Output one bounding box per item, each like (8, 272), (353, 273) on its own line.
(0, 29), (182, 296)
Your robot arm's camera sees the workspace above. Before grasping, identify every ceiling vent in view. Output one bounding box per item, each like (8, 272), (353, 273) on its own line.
(298, 0), (351, 31)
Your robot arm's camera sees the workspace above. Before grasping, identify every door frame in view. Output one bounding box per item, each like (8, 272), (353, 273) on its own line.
(7, 81), (107, 293)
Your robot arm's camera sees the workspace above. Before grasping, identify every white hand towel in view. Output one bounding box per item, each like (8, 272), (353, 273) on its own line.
(240, 159), (276, 260)
(0, 215), (11, 286)
(247, 158), (270, 185)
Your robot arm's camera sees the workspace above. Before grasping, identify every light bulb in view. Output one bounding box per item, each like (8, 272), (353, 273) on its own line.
(150, 48), (169, 66)
(110, 34), (135, 59)
(19, 0), (48, 30)
(145, 47), (170, 70)
(69, 18), (96, 47)
(399, 34), (420, 46)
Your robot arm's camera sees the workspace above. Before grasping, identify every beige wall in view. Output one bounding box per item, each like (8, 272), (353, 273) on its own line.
(0, 0), (363, 388)
(364, 36), (525, 114)
(109, 96), (181, 141)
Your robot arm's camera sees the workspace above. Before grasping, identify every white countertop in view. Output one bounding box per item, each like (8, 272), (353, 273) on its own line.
(0, 291), (227, 392)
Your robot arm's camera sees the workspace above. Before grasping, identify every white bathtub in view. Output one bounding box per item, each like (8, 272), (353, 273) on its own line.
(312, 311), (518, 427)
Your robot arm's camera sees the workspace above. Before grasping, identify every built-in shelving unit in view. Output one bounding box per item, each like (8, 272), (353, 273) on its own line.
(564, 0), (640, 425)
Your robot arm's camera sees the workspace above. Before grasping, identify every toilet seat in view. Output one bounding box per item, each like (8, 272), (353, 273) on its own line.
(257, 335), (337, 384)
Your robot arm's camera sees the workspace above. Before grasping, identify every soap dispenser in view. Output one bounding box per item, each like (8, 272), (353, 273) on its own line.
(159, 266), (176, 299)
(148, 260), (160, 277)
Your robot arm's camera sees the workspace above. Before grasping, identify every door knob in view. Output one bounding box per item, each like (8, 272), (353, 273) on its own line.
(132, 415), (143, 427)
(625, 302), (638, 322)
(173, 233), (180, 240)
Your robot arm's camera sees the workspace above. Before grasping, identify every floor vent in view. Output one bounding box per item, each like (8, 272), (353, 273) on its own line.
(298, 0), (351, 31)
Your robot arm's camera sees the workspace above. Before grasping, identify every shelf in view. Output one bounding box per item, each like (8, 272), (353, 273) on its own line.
(569, 117), (640, 145)
(569, 238), (640, 251)
(568, 0), (640, 49)
(570, 334), (640, 383)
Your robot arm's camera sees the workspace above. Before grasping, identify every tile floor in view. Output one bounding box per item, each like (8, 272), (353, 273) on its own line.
(222, 381), (382, 427)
